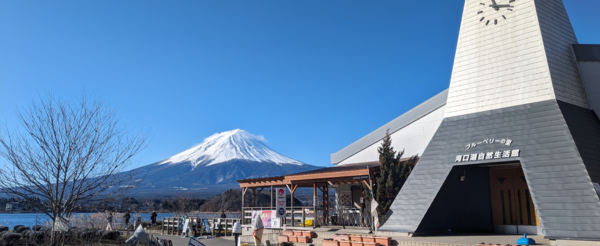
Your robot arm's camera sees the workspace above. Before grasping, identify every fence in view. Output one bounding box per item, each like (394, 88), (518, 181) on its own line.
(161, 217), (241, 237)
(242, 207), (318, 228)
(243, 206), (372, 228)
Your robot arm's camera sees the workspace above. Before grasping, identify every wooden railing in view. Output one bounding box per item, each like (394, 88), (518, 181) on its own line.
(242, 207), (317, 227)
(161, 217), (241, 237)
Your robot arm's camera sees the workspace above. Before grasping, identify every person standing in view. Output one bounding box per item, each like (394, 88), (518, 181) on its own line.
(136, 216), (142, 229)
(151, 211), (158, 226)
(107, 213), (113, 228)
(124, 211), (131, 229)
(221, 211), (227, 218)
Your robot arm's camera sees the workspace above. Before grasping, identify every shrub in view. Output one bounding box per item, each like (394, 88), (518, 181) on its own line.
(14, 227), (29, 234)
(101, 230), (120, 240)
(81, 230), (96, 240)
(32, 225), (42, 231)
(1, 232), (21, 245)
(23, 231), (44, 244)
(95, 229), (105, 238)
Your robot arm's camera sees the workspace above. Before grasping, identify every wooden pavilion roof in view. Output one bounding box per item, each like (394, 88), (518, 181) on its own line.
(237, 161), (381, 188)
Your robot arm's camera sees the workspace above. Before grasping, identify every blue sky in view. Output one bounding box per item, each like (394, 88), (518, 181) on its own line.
(1, 0), (599, 168)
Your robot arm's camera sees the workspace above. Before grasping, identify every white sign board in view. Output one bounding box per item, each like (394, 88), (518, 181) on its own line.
(276, 188), (286, 218)
(52, 217), (69, 232)
(271, 211), (281, 228)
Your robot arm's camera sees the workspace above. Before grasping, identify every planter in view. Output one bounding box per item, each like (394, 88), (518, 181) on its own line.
(301, 231), (314, 238)
(283, 230), (294, 236)
(339, 241), (352, 246)
(350, 236), (363, 242)
(334, 235), (350, 241)
(278, 235), (289, 243)
(288, 236), (298, 243)
(323, 239), (339, 246)
(362, 237), (376, 243)
(297, 236), (310, 243)
(374, 237), (391, 246)
(293, 231), (304, 236)
(363, 243), (380, 246)
(351, 242), (364, 246)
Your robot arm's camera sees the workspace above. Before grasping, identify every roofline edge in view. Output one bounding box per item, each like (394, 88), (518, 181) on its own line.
(330, 89), (449, 165)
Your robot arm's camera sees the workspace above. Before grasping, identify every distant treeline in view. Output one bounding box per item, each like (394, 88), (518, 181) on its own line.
(0, 188), (304, 214)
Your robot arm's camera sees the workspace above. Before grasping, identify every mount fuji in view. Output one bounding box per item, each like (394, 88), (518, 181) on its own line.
(128, 129), (319, 198)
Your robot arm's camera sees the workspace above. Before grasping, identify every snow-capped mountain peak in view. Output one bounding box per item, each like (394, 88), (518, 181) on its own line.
(160, 129), (304, 168)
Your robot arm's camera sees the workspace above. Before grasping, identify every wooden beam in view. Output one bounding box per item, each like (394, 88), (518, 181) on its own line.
(362, 180), (372, 190)
(286, 169), (370, 182)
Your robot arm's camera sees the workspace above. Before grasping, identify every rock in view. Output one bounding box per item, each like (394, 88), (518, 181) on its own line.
(0, 226), (8, 232)
(32, 225), (42, 231)
(12, 225), (25, 231)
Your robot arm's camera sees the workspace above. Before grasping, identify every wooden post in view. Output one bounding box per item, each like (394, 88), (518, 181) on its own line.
(313, 183), (317, 229)
(253, 188), (257, 207)
(270, 185), (274, 211)
(323, 185), (329, 225)
(287, 184), (298, 227)
(242, 188), (248, 225)
(361, 182), (365, 227)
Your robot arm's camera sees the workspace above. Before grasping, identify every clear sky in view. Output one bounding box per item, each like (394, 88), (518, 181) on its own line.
(1, 0), (599, 168)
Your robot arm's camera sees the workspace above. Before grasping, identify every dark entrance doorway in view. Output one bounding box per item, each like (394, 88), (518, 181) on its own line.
(489, 165), (540, 234)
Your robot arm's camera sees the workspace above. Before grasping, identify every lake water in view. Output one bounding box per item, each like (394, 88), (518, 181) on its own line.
(0, 212), (240, 228)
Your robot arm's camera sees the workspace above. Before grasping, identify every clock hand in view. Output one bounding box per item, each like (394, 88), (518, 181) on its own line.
(489, 4), (512, 8)
(490, 0), (499, 10)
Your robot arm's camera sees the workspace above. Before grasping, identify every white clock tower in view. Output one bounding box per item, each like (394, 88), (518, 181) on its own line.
(446, 0), (590, 118)
(380, 0), (600, 240)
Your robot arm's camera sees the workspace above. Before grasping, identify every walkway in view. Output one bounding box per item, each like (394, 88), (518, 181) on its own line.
(147, 232), (236, 246)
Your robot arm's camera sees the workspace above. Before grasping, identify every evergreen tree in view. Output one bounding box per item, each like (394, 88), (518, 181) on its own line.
(375, 130), (396, 221)
(374, 129), (418, 222)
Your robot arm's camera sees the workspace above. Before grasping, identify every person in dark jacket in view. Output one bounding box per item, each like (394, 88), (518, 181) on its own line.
(151, 211), (158, 226)
(107, 213), (113, 228)
(124, 211), (131, 229)
(220, 211), (227, 218)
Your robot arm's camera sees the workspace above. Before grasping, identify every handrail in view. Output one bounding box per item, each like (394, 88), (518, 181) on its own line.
(161, 217), (241, 237)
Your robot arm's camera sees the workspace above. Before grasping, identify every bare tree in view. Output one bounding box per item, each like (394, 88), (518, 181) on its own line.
(0, 94), (147, 228)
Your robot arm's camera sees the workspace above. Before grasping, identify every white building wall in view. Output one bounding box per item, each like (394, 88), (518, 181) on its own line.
(536, 0), (590, 109)
(445, 0), (590, 118)
(339, 105), (445, 165)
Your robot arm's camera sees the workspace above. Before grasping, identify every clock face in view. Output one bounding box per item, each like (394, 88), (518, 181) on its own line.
(477, 0), (516, 26)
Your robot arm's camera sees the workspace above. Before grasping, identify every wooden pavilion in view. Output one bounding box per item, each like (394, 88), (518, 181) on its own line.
(237, 162), (381, 228)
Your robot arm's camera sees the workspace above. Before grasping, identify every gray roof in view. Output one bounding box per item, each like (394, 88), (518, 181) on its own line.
(331, 89), (449, 164)
(572, 44), (600, 62)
